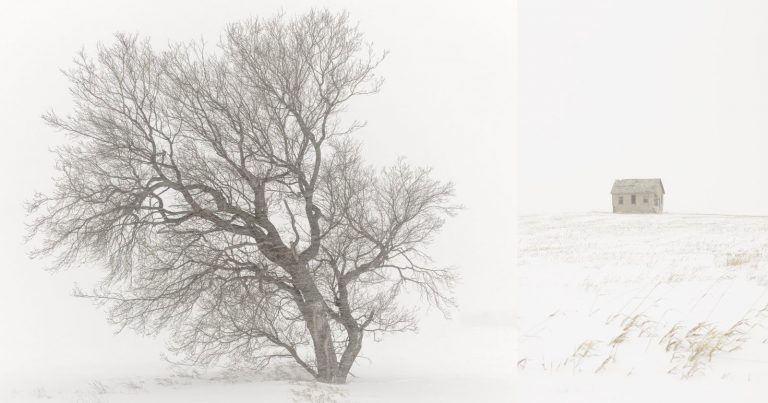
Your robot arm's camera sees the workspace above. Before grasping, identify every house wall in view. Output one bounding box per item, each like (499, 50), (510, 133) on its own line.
(612, 191), (663, 213)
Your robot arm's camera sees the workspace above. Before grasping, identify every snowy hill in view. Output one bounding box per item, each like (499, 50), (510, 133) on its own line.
(518, 213), (768, 402)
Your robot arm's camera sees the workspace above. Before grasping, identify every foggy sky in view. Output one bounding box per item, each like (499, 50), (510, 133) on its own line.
(521, 0), (768, 215)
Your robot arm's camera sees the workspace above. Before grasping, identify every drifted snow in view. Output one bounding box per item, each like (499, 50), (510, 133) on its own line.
(0, 310), (513, 402)
(519, 212), (768, 402)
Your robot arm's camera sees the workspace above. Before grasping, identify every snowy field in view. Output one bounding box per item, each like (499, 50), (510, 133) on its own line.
(0, 311), (513, 402)
(518, 212), (768, 402)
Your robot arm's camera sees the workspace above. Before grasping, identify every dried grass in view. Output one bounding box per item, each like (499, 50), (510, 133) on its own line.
(595, 352), (616, 374)
(585, 314), (753, 378)
(660, 320), (751, 378)
(725, 251), (760, 267)
(565, 340), (603, 371)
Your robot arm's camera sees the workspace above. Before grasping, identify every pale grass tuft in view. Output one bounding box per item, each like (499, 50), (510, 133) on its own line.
(604, 313), (660, 349)
(661, 320), (751, 378)
(595, 352), (616, 373)
(565, 340), (603, 371)
(725, 251), (760, 267)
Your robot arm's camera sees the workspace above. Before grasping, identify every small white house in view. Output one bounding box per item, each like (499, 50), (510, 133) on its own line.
(611, 178), (664, 214)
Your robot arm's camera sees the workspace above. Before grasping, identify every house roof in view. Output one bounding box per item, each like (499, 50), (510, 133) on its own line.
(611, 178), (665, 194)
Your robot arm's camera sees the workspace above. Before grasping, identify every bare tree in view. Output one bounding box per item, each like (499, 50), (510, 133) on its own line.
(27, 10), (458, 384)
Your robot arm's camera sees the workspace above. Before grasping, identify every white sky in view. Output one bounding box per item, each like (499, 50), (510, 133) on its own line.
(0, 0), (514, 383)
(520, 0), (768, 215)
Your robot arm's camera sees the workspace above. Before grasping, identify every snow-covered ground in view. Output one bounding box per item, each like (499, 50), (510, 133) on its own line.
(518, 212), (768, 402)
(0, 310), (513, 402)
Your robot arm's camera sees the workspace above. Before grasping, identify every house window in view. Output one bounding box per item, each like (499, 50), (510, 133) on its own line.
(631, 195), (636, 204)
(654, 196), (658, 206)
(643, 196), (648, 204)
(618, 196), (623, 204)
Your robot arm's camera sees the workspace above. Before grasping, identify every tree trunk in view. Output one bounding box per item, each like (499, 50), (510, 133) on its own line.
(336, 332), (362, 382)
(291, 267), (341, 383)
(301, 300), (364, 384)
(305, 300), (343, 383)
(300, 299), (365, 384)
(292, 267), (363, 384)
